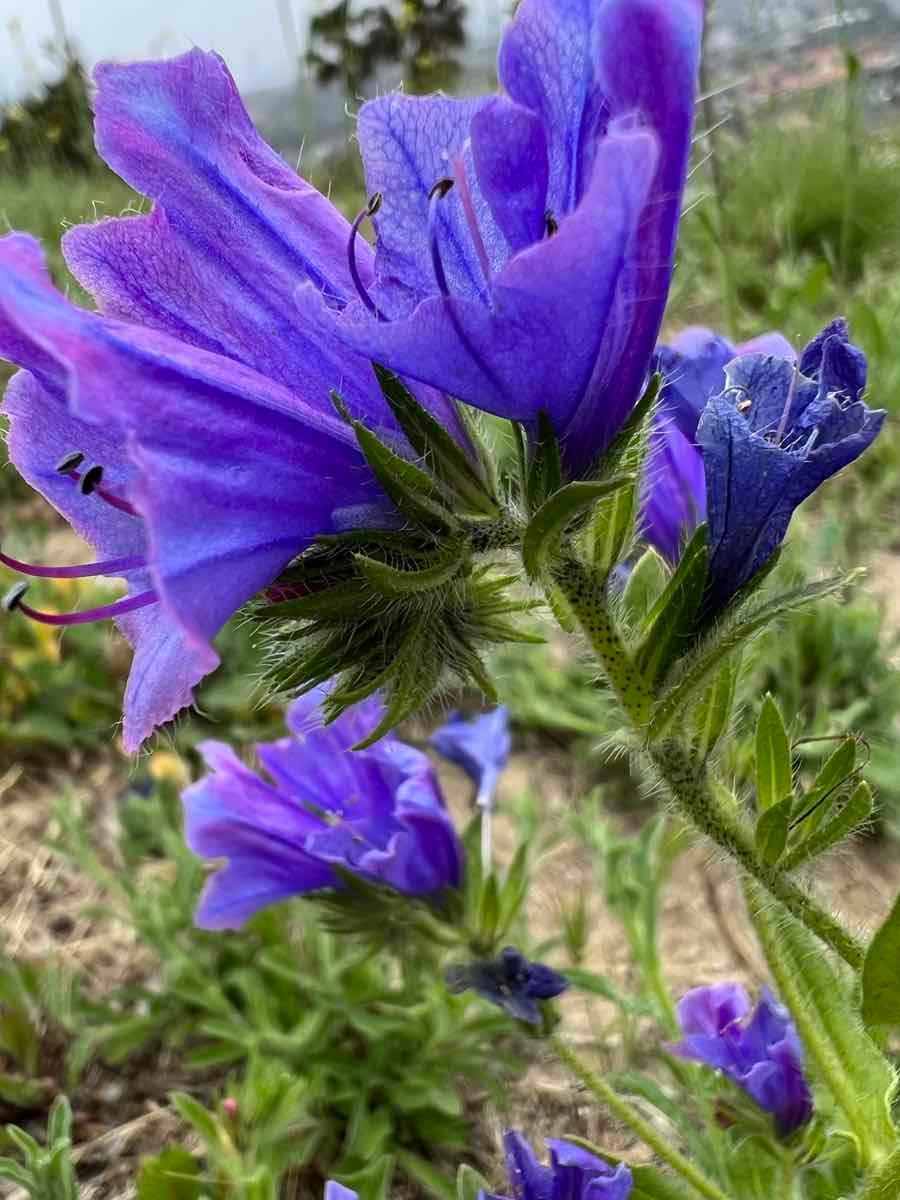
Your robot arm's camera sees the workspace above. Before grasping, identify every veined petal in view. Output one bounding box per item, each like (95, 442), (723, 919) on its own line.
(304, 130), (656, 430)
(3, 370), (215, 751)
(470, 97), (549, 253)
(358, 92), (501, 315)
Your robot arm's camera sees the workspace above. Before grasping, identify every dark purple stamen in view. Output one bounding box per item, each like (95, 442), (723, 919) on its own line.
(60, 461), (139, 517)
(348, 192), (385, 321)
(428, 178), (455, 297)
(544, 210), (559, 237)
(79, 465), (104, 496)
(0, 548), (146, 579)
(56, 451), (86, 474)
(2, 582), (157, 626)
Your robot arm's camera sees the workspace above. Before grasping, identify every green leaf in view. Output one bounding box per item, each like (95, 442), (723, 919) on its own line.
(0, 1158), (32, 1188)
(755, 694), (793, 811)
(396, 1151), (455, 1200)
(137, 1147), (203, 1200)
(351, 419), (458, 531)
(791, 737), (858, 833)
(522, 476), (634, 579)
(355, 541), (468, 597)
(635, 524), (708, 683)
(335, 1154), (395, 1200)
(754, 797), (792, 866)
(373, 365), (497, 515)
(47, 1095), (73, 1147)
(745, 879), (897, 1165)
(784, 780), (873, 871)
(691, 658), (739, 763)
(456, 1163), (491, 1200)
(858, 1145), (900, 1199)
(619, 548), (670, 630)
(526, 411), (563, 511)
(168, 1092), (220, 1145)
(862, 888), (900, 1026)
(649, 573), (859, 741)
(631, 1166), (698, 1200)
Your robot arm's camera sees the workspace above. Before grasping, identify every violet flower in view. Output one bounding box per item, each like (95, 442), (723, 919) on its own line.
(182, 688), (463, 930)
(670, 983), (813, 1137)
(0, 51), (473, 751)
(446, 946), (568, 1026)
(493, 1132), (632, 1200)
(301, 0), (703, 476)
(641, 327), (794, 564)
(699, 320), (884, 614)
(430, 706), (511, 813)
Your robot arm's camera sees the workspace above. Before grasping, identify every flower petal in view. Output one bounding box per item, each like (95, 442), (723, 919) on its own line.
(470, 97), (549, 253)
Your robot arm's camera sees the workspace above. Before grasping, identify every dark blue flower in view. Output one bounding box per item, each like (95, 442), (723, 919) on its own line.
(446, 946), (568, 1025)
(430, 706), (511, 812)
(493, 1132), (633, 1200)
(302, 0), (704, 476)
(182, 688), (463, 929)
(669, 982), (813, 1137)
(641, 327), (794, 564)
(698, 320), (885, 614)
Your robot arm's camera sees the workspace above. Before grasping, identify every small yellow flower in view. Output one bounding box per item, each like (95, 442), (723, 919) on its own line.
(148, 752), (190, 789)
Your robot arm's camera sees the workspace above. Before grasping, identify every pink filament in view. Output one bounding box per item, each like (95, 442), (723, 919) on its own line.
(0, 549), (146, 579)
(14, 588), (157, 626)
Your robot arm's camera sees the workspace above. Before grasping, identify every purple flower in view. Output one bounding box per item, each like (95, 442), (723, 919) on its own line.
(430, 706), (511, 812)
(300, 0), (703, 476)
(699, 320), (884, 613)
(446, 947), (568, 1026)
(491, 1132), (632, 1200)
(182, 688), (464, 929)
(669, 983), (813, 1137)
(641, 327), (794, 564)
(0, 51), (471, 751)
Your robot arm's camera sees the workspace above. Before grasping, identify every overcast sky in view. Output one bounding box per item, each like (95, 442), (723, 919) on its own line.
(0, 0), (311, 100)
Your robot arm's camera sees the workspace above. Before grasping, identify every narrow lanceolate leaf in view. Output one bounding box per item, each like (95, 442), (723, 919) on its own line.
(373, 365), (497, 515)
(355, 541), (468, 597)
(783, 780), (873, 871)
(862, 888), (900, 1026)
(523, 476), (634, 579)
(352, 419), (459, 530)
(755, 694), (793, 812)
(691, 657), (739, 763)
(791, 736), (858, 833)
(648, 573), (859, 741)
(754, 797), (792, 866)
(745, 879), (897, 1166)
(526, 410), (563, 511)
(620, 548), (670, 631)
(635, 523), (708, 683)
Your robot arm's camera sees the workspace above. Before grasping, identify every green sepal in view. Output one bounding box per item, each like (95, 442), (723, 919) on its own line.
(373, 365), (498, 515)
(784, 780), (872, 871)
(745, 879), (898, 1166)
(588, 372), (661, 575)
(862, 887), (900, 1026)
(351, 416), (459, 531)
(522, 475), (634, 580)
(355, 540), (469, 597)
(858, 1146), (900, 1199)
(690, 656), (739, 763)
(634, 523), (708, 683)
(648, 573), (859, 741)
(755, 694), (793, 812)
(754, 796), (792, 865)
(619, 547), (670, 632)
(526, 411), (563, 511)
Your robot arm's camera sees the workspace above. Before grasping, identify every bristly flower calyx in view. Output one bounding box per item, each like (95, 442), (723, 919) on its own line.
(254, 370), (537, 744)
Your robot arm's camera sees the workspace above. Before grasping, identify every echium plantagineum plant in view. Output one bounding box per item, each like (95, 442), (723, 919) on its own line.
(3, 0), (900, 1197)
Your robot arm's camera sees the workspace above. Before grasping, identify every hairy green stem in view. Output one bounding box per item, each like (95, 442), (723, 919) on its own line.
(551, 1036), (732, 1200)
(550, 556), (653, 724)
(650, 740), (865, 971)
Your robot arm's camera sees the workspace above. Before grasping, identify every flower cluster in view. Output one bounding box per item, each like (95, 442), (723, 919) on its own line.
(670, 982), (813, 1137)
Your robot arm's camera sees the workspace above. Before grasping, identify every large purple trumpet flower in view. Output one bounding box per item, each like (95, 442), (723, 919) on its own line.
(301, 0), (703, 476)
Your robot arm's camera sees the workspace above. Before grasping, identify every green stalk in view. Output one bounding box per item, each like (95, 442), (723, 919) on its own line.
(551, 1036), (732, 1200)
(650, 740), (865, 971)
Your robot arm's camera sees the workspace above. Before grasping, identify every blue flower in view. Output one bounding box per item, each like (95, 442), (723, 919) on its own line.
(669, 982), (813, 1137)
(302, 0), (703, 476)
(430, 706), (511, 812)
(698, 320), (884, 613)
(641, 327), (794, 564)
(446, 947), (568, 1026)
(182, 688), (463, 929)
(493, 1132), (633, 1200)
